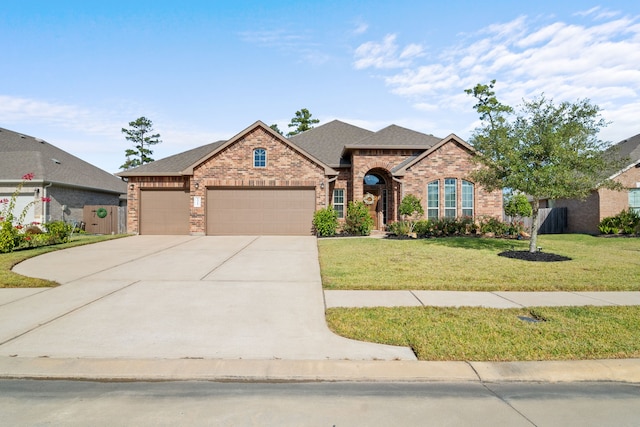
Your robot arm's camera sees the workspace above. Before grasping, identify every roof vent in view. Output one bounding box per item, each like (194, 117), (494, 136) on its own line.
(35, 138), (45, 143)
(52, 158), (61, 164)
(19, 134), (26, 139)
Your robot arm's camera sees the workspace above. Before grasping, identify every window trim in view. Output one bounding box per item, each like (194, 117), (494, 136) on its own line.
(444, 178), (457, 218)
(333, 188), (345, 219)
(427, 180), (439, 220)
(630, 188), (640, 214)
(461, 180), (474, 217)
(253, 148), (267, 168)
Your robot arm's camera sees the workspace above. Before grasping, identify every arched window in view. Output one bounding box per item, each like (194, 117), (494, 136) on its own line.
(364, 173), (385, 185)
(462, 181), (474, 217)
(253, 148), (266, 168)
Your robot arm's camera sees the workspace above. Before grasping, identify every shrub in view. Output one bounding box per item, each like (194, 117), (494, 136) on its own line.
(44, 221), (73, 244)
(478, 216), (508, 236)
(598, 209), (640, 235)
(0, 220), (19, 253)
(504, 193), (532, 218)
(413, 219), (432, 237)
(343, 201), (373, 236)
(313, 207), (339, 237)
(387, 220), (411, 236)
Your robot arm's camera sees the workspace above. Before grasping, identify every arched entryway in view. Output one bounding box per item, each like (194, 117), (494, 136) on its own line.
(363, 169), (392, 230)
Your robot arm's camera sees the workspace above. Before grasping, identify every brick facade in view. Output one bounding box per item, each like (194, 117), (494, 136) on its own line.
(552, 165), (640, 234)
(126, 176), (188, 234)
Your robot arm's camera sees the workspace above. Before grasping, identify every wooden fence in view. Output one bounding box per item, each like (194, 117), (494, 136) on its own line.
(505, 207), (567, 234)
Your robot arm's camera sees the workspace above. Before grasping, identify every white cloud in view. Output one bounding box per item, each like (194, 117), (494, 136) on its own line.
(353, 11), (640, 139)
(352, 20), (369, 35)
(353, 34), (423, 69)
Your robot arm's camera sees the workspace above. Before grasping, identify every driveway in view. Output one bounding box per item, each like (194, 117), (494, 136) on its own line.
(1, 236), (415, 361)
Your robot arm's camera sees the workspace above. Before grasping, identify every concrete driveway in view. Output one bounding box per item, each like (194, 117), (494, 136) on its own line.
(1, 236), (415, 361)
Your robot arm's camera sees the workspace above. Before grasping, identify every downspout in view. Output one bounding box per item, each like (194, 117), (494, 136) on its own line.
(325, 176), (338, 206)
(43, 182), (52, 223)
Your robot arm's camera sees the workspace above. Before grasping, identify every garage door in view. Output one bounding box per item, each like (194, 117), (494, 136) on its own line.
(207, 188), (315, 235)
(140, 189), (190, 235)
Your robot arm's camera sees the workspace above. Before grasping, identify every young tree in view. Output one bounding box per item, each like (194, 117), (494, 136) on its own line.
(398, 194), (425, 235)
(286, 108), (319, 137)
(465, 80), (625, 252)
(120, 117), (162, 170)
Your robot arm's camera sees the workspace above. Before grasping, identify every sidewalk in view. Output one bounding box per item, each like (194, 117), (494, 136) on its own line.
(325, 290), (640, 308)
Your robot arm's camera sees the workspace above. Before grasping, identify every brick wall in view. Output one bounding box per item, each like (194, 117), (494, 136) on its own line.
(48, 186), (120, 225)
(392, 142), (502, 219)
(126, 176), (188, 234)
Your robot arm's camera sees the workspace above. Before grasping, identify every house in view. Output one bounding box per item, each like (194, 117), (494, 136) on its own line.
(117, 120), (503, 235)
(0, 127), (127, 228)
(540, 133), (640, 234)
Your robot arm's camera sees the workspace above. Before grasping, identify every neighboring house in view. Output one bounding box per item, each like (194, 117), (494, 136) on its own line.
(118, 120), (503, 235)
(0, 127), (127, 226)
(540, 133), (640, 234)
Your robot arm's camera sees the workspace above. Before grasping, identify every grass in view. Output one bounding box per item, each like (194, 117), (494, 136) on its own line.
(318, 234), (640, 291)
(0, 234), (129, 288)
(326, 305), (640, 361)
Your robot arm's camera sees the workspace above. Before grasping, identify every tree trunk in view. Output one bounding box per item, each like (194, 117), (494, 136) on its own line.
(529, 198), (540, 253)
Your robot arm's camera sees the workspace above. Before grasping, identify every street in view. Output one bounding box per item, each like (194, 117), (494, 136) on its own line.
(1, 380), (639, 426)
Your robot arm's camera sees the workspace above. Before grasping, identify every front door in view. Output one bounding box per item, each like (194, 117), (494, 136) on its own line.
(363, 189), (380, 229)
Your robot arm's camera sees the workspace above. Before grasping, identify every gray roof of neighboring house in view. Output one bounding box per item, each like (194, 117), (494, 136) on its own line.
(0, 127), (127, 194)
(288, 120), (374, 167)
(613, 132), (640, 165)
(117, 140), (226, 176)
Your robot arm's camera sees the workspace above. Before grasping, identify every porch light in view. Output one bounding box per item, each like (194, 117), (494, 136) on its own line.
(195, 182), (199, 189)
(320, 182), (324, 189)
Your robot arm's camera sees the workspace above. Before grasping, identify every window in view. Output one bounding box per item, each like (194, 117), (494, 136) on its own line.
(462, 181), (474, 217)
(427, 181), (439, 219)
(253, 148), (266, 168)
(630, 189), (640, 214)
(333, 189), (345, 218)
(444, 178), (457, 218)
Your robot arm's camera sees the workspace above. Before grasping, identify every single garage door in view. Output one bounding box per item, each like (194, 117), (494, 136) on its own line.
(207, 188), (315, 235)
(140, 189), (190, 235)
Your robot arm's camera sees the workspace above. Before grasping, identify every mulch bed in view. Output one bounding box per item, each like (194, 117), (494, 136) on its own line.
(498, 250), (572, 262)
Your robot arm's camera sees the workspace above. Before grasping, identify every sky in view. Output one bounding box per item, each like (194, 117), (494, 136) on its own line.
(2, 1), (640, 174)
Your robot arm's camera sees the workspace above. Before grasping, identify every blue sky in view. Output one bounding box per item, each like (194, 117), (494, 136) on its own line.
(2, 1), (640, 173)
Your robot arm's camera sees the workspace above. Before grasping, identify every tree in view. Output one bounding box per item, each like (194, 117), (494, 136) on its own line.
(504, 193), (532, 219)
(269, 124), (284, 135)
(120, 117), (162, 170)
(398, 194), (425, 235)
(465, 80), (625, 252)
(286, 108), (319, 137)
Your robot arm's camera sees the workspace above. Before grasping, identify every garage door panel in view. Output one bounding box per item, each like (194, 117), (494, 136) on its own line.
(207, 188), (315, 236)
(140, 190), (190, 235)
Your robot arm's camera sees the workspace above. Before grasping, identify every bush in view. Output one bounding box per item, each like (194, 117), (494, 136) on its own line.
(44, 221), (73, 244)
(0, 220), (19, 253)
(413, 220), (432, 237)
(313, 207), (339, 237)
(387, 220), (411, 236)
(478, 216), (509, 236)
(599, 209), (640, 235)
(343, 201), (373, 236)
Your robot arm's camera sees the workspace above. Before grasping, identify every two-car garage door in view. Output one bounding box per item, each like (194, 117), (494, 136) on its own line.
(139, 188), (315, 235)
(207, 188), (315, 236)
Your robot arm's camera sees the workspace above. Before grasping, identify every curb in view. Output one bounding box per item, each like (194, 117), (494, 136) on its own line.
(1, 357), (639, 383)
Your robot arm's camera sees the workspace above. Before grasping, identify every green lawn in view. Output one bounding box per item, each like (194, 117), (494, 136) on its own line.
(326, 305), (640, 361)
(0, 234), (129, 288)
(318, 234), (640, 291)
(320, 234), (640, 361)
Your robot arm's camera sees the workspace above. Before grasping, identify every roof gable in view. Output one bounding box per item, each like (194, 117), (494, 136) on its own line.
(607, 132), (640, 179)
(119, 121), (337, 177)
(393, 134), (474, 176)
(0, 127), (126, 194)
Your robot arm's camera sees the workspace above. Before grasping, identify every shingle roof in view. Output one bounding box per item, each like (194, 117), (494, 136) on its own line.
(345, 124), (441, 149)
(0, 127), (126, 194)
(117, 140), (226, 176)
(613, 133), (640, 165)
(288, 120), (374, 166)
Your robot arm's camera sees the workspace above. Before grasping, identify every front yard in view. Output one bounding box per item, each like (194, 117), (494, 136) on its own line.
(318, 234), (640, 291)
(319, 234), (640, 361)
